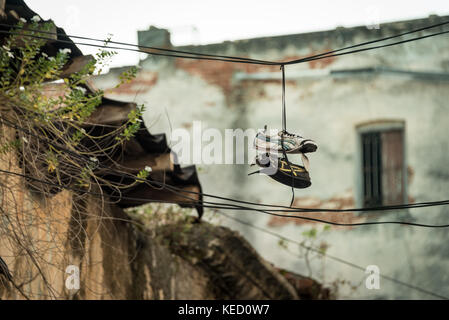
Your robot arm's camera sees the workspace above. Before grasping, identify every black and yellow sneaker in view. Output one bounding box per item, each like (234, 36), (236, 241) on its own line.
(250, 153), (311, 189)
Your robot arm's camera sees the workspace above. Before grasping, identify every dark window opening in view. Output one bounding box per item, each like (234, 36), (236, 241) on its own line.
(362, 129), (405, 208)
(362, 132), (382, 207)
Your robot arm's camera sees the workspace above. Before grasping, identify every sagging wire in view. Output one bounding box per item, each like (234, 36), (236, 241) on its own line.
(1, 166), (449, 228)
(216, 211), (449, 300)
(0, 23), (274, 64)
(0, 20), (449, 65)
(1, 22), (449, 226)
(3, 115), (449, 215)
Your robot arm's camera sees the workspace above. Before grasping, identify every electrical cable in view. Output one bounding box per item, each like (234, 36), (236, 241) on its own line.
(0, 30), (278, 65)
(3, 114), (449, 217)
(277, 20), (449, 65)
(285, 29), (449, 65)
(1, 167), (449, 227)
(216, 211), (449, 300)
(2, 21), (449, 225)
(0, 21), (448, 66)
(1, 19), (449, 297)
(0, 23), (274, 64)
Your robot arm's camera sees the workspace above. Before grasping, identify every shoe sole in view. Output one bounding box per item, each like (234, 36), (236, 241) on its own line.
(255, 156), (312, 189)
(298, 142), (318, 154)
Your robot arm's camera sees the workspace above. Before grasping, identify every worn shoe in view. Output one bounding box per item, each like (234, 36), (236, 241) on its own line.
(254, 126), (317, 154)
(249, 153), (312, 189)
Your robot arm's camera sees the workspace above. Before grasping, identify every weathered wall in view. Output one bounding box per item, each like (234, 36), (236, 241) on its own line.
(93, 15), (449, 299)
(0, 124), (313, 300)
(0, 181), (302, 299)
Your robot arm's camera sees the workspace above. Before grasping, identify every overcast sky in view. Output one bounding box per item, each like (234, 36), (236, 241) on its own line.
(26, 0), (449, 67)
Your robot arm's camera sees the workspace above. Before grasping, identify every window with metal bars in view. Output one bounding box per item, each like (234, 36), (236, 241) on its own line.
(361, 129), (405, 208)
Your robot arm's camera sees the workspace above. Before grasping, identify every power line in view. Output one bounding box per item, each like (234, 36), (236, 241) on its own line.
(3, 164), (445, 298)
(2, 20), (449, 226)
(285, 29), (449, 65)
(0, 166), (448, 228)
(0, 23), (274, 64)
(1, 162), (448, 295)
(1, 140), (446, 295)
(278, 20), (449, 65)
(2, 20), (449, 65)
(0, 29), (276, 65)
(0, 20), (448, 66)
(0, 116), (449, 213)
(216, 211), (449, 300)
(2, 116), (449, 222)
(3, 113), (449, 219)
(1, 21), (448, 298)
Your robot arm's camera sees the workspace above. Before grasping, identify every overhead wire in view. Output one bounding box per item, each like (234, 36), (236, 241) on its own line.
(1, 19), (449, 299)
(0, 20), (448, 65)
(285, 29), (449, 65)
(2, 115), (449, 219)
(0, 29), (278, 65)
(0, 23), (274, 64)
(0, 21), (449, 226)
(216, 211), (449, 300)
(277, 20), (449, 64)
(1, 165), (449, 228)
(3, 113), (449, 215)
(3, 19), (449, 63)
(4, 115), (449, 216)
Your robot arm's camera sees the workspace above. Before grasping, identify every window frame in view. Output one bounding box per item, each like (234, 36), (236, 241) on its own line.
(355, 120), (408, 208)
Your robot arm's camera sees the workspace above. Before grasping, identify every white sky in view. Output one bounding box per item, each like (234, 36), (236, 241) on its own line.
(26, 0), (449, 67)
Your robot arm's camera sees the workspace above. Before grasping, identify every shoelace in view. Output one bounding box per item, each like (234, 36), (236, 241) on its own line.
(281, 130), (303, 139)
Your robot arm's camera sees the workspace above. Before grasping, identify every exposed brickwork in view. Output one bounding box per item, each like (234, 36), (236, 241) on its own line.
(175, 52), (336, 94)
(267, 191), (363, 228)
(307, 54), (336, 69)
(175, 58), (270, 94)
(279, 54), (337, 69)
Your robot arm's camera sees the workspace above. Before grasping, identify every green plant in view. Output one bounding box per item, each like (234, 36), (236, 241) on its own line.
(0, 21), (150, 299)
(0, 20), (145, 193)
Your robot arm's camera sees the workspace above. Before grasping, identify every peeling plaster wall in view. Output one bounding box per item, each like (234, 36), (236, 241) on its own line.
(93, 16), (449, 299)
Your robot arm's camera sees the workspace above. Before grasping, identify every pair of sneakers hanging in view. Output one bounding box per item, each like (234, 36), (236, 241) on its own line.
(252, 126), (317, 189)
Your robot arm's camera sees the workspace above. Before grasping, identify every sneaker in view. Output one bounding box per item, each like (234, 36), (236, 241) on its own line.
(254, 126), (317, 154)
(249, 153), (312, 189)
